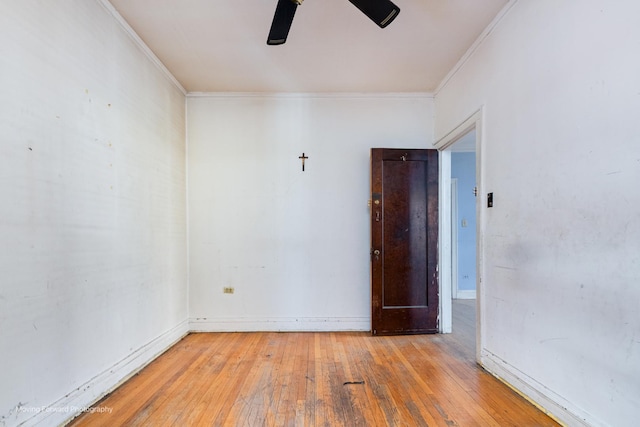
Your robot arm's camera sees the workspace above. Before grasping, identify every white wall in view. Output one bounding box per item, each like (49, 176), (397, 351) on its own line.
(188, 94), (433, 331)
(435, 1), (640, 426)
(0, 1), (187, 426)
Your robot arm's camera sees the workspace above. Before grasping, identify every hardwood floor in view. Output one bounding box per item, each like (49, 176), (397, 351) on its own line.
(69, 301), (558, 426)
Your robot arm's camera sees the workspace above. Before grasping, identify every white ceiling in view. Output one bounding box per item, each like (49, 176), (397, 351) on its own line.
(107, 0), (508, 93)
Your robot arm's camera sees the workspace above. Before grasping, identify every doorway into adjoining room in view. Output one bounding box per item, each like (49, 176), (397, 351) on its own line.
(450, 135), (477, 301)
(434, 110), (482, 361)
(448, 131), (477, 356)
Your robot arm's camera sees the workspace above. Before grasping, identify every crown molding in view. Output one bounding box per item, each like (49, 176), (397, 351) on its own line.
(434, 0), (519, 96)
(186, 92), (434, 99)
(97, 0), (187, 96)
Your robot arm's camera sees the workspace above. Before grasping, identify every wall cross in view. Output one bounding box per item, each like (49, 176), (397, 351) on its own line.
(298, 152), (309, 171)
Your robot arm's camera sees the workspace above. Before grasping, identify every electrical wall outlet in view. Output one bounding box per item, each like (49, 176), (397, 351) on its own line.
(223, 287), (235, 294)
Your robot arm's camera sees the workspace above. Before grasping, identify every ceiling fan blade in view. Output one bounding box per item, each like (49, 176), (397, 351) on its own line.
(348, 0), (400, 28)
(267, 0), (298, 45)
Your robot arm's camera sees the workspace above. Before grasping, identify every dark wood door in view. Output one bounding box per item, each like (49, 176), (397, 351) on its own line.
(370, 148), (439, 335)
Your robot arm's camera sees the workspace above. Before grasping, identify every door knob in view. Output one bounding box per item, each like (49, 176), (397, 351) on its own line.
(373, 250), (380, 255)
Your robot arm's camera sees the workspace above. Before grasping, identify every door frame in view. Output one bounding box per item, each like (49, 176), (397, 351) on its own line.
(451, 178), (459, 300)
(433, 108), (484, 363)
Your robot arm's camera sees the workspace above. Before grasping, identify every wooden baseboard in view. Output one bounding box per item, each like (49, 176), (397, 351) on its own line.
(189, 317), (370, 332)
(480, 349), (599, 427)
(22, 320), (190, 427)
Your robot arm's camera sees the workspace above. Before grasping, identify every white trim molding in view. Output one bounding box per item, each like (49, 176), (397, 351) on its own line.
(451, 178), (459, 301)
(189, 317), (370, 332)
(20, 320), (189, 427)
(186, 92), (434, 99)
(481, 349), (602, 427)
(454, 290), (476, 300)
(97, 0), (187, 95)
(434, 0), (519, 96)
(434, 108), (483, 151)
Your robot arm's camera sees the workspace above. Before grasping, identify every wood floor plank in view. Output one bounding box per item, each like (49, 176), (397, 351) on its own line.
(222, 333), (271, 426)
(349, 333), (398, 427)
(197, 332), (264, 425)
(301, 334), (316, 427)
(69, 302), (559, 427)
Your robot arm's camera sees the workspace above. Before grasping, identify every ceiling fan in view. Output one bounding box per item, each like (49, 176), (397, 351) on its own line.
(267, 0), (400, 45)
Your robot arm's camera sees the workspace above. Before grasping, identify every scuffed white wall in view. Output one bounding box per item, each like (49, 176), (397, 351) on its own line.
(188, 94), (433, 331)
(435, 1), (640, 425)
(0, 1), (187, 426)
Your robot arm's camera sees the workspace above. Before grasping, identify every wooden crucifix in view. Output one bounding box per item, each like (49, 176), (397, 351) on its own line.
(298, 152), (309, 171)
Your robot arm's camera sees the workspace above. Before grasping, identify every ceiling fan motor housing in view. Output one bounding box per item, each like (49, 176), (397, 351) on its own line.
(267, 0), (400, 45)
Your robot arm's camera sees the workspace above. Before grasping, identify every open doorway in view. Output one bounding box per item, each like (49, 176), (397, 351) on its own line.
(450, 132), (477, 301)
(449, 132), (478, 357)
(435, 109), (483, 362)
